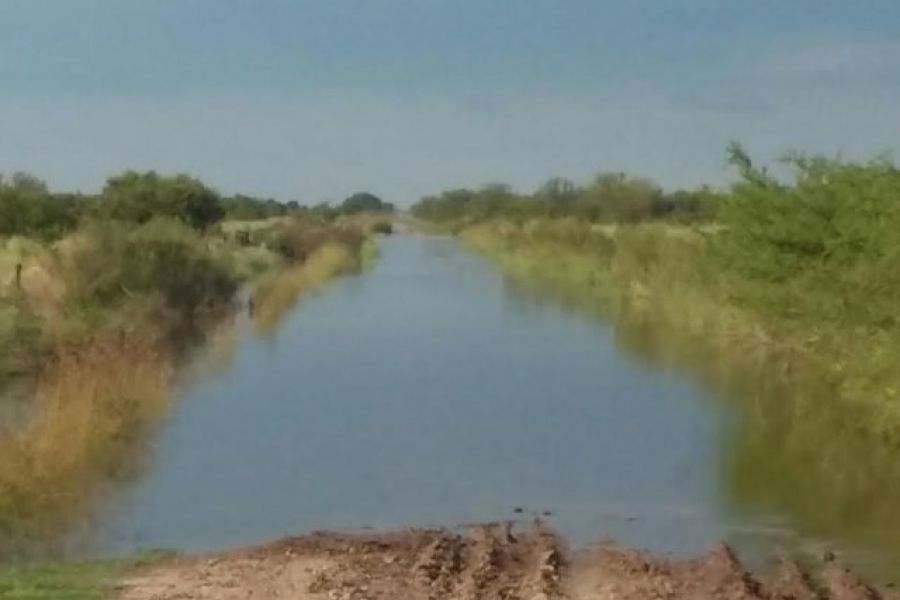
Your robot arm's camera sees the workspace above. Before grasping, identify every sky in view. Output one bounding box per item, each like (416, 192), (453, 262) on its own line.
(1, 1), (899, 205)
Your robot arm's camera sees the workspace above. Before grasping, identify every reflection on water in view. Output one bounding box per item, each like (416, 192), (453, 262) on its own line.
(0, 311), (242, 559)
(621, 312), (900, 576)
(509, 265), (900, 578)
(7, 235), (900, 581)
(93, 236), (734, 558)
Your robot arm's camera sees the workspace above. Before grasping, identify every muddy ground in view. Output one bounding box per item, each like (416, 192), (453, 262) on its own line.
(118, 523), (895, 600)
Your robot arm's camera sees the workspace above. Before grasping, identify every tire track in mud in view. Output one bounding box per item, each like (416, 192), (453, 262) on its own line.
(117, 523), (896, 600)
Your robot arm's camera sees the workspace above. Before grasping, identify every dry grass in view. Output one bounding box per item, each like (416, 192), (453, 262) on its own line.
(0, 221), (374, 554)
(251, 243), (357, 336)
(0, 328), (172, 555)
(336, 212), (393, 234)
(217, 216), (292, 235)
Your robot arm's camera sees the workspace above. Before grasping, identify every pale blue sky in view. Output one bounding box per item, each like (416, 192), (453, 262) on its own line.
(1, 1), (899, 204)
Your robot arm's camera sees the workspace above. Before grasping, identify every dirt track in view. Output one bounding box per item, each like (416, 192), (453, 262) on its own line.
(117, 523), (894, 600)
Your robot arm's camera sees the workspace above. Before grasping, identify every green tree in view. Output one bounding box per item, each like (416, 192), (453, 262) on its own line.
(0, 172), (78, 238)
(340, 192), (393, 214)
(99, 171), (224, 230)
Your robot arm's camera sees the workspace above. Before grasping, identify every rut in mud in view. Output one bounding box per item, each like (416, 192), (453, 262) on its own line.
(117, 523), (894, 600)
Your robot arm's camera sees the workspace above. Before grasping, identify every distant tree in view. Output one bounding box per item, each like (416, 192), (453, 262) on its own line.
(311, 202), (338, 220)
(340, 192), (393, 214)
(578, 173), (662, 222)
(0, 172), (79, 238)
(10, 172), (49, 195)
(536, 178), (578, 203)
(99, 171), (224, 230)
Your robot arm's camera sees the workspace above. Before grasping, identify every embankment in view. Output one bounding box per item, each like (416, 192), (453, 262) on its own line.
(0, 217), (375, 558)
(462, 219), (900, 438)
(459, 219), (900, 567)
(114, 524), (890, 600)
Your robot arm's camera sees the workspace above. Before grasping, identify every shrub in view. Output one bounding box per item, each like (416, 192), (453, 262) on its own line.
(268, 221), (363, 263)
(66, 219), (237, 319)
(97, 171), (224, 231)
(371, 220), (393, 235)
(0, 174), (79, 239)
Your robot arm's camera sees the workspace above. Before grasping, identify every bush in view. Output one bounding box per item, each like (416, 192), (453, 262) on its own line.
(97, 171), (224, 231)
(268, 221), (364, 263)
(371, 220), (393, 235)
(0, 174), (79, 239)
(339, 192), (394, 215)
(68, 219), (237, 318)
(715, 145), (900, 329)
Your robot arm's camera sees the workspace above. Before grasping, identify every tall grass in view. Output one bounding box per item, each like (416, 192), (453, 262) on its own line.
(0, 220), (241, 556)
(251, 243), (359, 335)
(0, 325), (172, 556)
(0, 213), (378, 553)
(462, 217), (900, 440)
(461, 217), (900, 572)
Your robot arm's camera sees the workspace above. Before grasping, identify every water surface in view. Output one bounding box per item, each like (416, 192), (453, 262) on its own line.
(92, 235), (900, 576)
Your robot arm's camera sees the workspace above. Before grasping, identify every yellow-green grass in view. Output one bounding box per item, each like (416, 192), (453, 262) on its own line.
(0, 327), (172, 555)
(336, 212), (393, 234)
(251, 243), (360, 336)
(462, 219), (900, 441)
(0, 550), (172, 600)
(217, 216), (292, 235)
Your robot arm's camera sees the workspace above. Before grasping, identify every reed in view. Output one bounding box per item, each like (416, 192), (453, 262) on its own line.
(251, 243), (358, 335)
(0, 327), (172, 555)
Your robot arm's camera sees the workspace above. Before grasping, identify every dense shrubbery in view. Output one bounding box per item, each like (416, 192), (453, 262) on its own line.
(0, 169), (313, 238)
(339, 192), (394, 215)
(411, 174), (718, 225)
(268, 222), (364, 263)
(72, 219), (238, 316)
(0, 169), (378, 376)
(219, 190), (393, 222)
(220, 195), (301, 220)
(97, 172), (224, 230)
(715, 146), (900, 330)
(414, 146), (900, 333)
(0, 175), (376, 549)
(0, 174), (80, 239)
(418, 146), (900, 439)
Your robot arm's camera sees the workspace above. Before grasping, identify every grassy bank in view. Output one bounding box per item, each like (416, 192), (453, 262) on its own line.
(412, 148), (900, 442)
(460, 218), (900, 571)
(463, 218), (900, 436)
(0, 215), (373, 556)
(0, 171), (381, 558)
(251, 237), (365, 335)
(0, 218), (239, 556)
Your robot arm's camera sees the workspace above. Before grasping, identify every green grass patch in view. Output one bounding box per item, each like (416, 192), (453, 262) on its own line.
(0, 551), (172, 599)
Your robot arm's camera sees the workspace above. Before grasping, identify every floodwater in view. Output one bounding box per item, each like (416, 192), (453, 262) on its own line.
(82, 235), (900, 577)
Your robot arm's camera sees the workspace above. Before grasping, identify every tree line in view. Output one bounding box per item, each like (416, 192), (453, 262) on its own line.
(411, 174), (719, 224)
(0, 170), (393, 238)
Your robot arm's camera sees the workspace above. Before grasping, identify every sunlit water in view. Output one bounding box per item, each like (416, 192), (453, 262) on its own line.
(85, 235), (900, 577)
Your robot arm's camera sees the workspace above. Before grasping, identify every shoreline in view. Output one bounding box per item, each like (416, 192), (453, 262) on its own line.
(111, 523), (888, 600)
